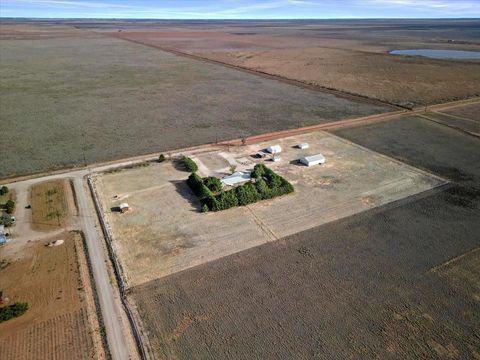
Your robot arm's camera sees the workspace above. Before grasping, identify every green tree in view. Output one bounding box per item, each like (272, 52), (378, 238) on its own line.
(0, 302), (29, 323)
(204, 177), (222, 192)
(0, 215), (13, 227)
(5, 200), (15, 214)
(0, 186), (8, 196)
(236, 183), (261, 206)
(158, 154), (166, 163)
(182, 156), (198, 172)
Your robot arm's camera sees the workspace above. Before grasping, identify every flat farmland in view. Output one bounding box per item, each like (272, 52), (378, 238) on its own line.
(129, 116), (480, 360)
(94, 130), (443, 287)
(439, 102), (480, 122)
(110, 19), (480, 107)
(0, 28), (391, 179)
(0, 231), (106, 360)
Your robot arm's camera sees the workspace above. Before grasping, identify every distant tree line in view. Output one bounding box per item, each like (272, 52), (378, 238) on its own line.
(187, 163), (294, 212)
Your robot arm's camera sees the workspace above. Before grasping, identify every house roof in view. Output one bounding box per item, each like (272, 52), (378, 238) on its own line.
(220, 171), (251, 186)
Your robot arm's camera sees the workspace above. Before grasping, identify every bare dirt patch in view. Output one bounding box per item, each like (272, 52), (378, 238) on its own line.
(30, 179), (76, 231)
(0, 231), (106, 360)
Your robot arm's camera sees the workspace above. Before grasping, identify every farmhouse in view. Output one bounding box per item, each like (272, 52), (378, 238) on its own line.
(300, 154), (326, 166)
(220, 171), (252, 187)
(266, 145), (282, 154)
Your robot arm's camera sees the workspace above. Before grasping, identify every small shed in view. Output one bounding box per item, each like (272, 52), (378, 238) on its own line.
(297, 143), (309, 149)
(119, 203), (129, 213)
(266, 145), (282, 154)
(272, 155), (281, 162)
(220, 171), (251, 187)
(300, 154), (326, 167)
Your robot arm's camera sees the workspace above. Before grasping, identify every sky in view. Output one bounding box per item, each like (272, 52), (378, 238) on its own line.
(1, 0), (480, 19)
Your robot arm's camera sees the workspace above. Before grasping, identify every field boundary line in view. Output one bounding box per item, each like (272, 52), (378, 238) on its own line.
(87, 176), (154, 360)
(427, 246), (480, 274)
(417, 114), (480, 139)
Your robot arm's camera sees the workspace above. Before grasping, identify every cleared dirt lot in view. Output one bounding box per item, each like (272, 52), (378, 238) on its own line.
(0, 231), (105, 360)
(30, 179), (76, 231)
(130, 116), (480, 360)
(0, 27), (390, 179)
(95, 131), (443, 287)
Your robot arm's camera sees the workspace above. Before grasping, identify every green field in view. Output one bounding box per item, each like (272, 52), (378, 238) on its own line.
(0, 33), (391, 178)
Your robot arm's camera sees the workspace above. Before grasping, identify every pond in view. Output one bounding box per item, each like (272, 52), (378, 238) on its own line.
(389, 49), (480, 60)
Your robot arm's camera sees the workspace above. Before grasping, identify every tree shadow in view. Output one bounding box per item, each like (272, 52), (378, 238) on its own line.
(171, 159), (188, 172)
(170, 180), (203, 212)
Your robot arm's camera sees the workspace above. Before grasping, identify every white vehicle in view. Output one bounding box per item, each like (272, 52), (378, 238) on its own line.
(10, 216), (16, 224)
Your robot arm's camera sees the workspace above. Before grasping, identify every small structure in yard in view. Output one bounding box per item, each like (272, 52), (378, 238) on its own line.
(272, 155), (281, 162)
(297, 143), (309, 149)
(48, 239), (64, 247)
(119, 203), (130, 213)
(300, 154), (326, 166)
(220, 171), (252, 187)
(0, 234), (7, 246)
(266, 145), (282, 154)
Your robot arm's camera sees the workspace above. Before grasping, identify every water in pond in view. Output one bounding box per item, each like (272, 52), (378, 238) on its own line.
(390, 49), (480, 60)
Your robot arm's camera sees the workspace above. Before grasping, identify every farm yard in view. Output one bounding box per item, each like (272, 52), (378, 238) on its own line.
(94, 130), (444, 287)
(0, 231), (106, 360)
(0, 25), (392, 179)
(128, 114), (480, 360)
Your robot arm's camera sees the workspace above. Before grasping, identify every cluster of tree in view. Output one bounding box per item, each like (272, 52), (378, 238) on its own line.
(187, 163), (293, 212)
(181, 156), (198, 172)
(158, 154), (166, 163)
(0, 214), (13, 227)
(5, 200), (15, 214)
(0, 186), (8, 196)
(0, 302), (28, 323)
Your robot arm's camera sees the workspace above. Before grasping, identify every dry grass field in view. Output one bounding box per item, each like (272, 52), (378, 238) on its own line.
(129, 115), (480, 360)
(30, 180), (76, 231)
(0, 231), (105, 360)
(95, 131), (444, 287)
(108, 19), (480, 107)
(0, 24), (391, 179)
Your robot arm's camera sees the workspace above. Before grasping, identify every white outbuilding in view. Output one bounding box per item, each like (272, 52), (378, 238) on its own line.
(297, 143), (309, 149)
(119, 203), (130, 213)
(300, 154), (326, 166)
(272, 155), (281, 162)
(266, 145), (282, 154)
